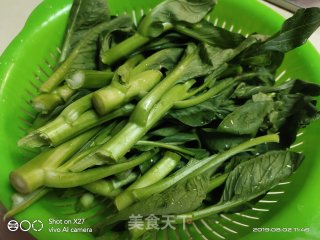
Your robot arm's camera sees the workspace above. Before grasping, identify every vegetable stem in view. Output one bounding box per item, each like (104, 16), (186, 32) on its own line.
(10, 127), (101, 193)
(91, 81), (194, 164)
(207, 173), (228, 193)
(92, 70), (163, 115)
(40, 16), (131, 92)
(19, 104), (134, 147)
(43, 150), (158, 188)
(4, 188), (49, 219)
(172, 192), (262, 224)
(31, 85), (75, 114)
(135, 140), (195, 156)
(130, 50), (198, 126)
(83, 172), (138, 198)
(174, 73), (260, 109)
(115, 151), (181, 210)
(131, 134), (279, 200)
(66, 69), (114, 89)
(101, 33), (150, 65)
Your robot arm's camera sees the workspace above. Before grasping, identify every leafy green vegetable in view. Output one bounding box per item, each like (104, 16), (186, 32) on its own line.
(139, 0), (216, 37)
(9, 1), (320, 238)
(59, 0), (110, 62)
(114, 151), (181, 210)
(199, 130), (250, 153)
(168, 150), (303, 223)
(257, 8), (320, 53)
(175, 20), (245, 48)
(221, 150), (303, 202)
(100, 0), (216, 65)
(104, 174), (210, 224)
(169, 83), (235, 127)
(140, 32), (190, 52)
(66, 69), (114, 90)
(40, 15), (132, 93)
(218, 97), (273, 136)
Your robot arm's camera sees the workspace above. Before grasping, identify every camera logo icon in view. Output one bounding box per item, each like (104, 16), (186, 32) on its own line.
(7, 219), (44, 232)
(7, 220), (19, 232)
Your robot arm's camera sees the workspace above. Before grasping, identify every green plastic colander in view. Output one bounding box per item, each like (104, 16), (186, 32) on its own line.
(1, 0), (320, 239)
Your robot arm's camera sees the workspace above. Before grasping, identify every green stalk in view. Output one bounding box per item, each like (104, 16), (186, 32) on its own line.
(40, 16), (131, 93)
(101, 33), (150, 65)
(129, 221), (149, 240)
(6, 125), (117, 218)
(174, 73), (260, 109)
(54, 123), (117, 171)
(207, 173), (228, 193)
(31, 85), (75, 114)
(10, 127), (101, 194)
(135, 140), (195, 156)
(19, 104), (134, 148)
(61, 145), (102, 171)
(68, 121), (130, 172)
(66, 70), (114, 90)
(60, 93), (93, 122)
(31, 114), (52, 131)
(43, 150), (158, 188)
(31, 94), (62, 114)
(92, 70), (163, 115)
(83, 172), (138, 198)
(131, 134), (279, 201)
(182, 64), (228, 99)
(130, 50), (199, 126)
(115, 151), (181, 210)
(172, 192), (263, 224)
(76, 193), (96, 211)
(130, 48), (184, 76)
(91, 55), (145, 114)
(117, 54), (145, 80)
(4, 188), (49, 219)
(89, 80), (195, 164)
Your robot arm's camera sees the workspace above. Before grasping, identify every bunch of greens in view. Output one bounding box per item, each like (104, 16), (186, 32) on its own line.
(7, 0), (320, 239)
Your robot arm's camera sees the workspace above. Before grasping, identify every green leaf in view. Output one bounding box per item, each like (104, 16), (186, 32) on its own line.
(99, 25), (134, 59)
(274, 94), (320, 147)
(258, 8), (320, 53)
(140, 32), (190, 52)
(138, 0), (216, 37)
(199, 129), (250, 153)
(239, 51), (284, 73)
(221, 150), (303, 203)
(201, 35), (260, 69)
(107, 174), (210, 223)
(175, 20), (245, 48)
(131, 48), (184, 74)
(150, 126), (188, 137)
(218, 97), (273, 136)
(159, 132), (199, 145)
(70, 16), (133, 71)
(233, 79), (320, 99)
(60, 0), (110, 62)
(241, 8), (320, 59)
(175, 44), (214, 83)
(169, 88), (235, 127)
(40, 15), (133, 92)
